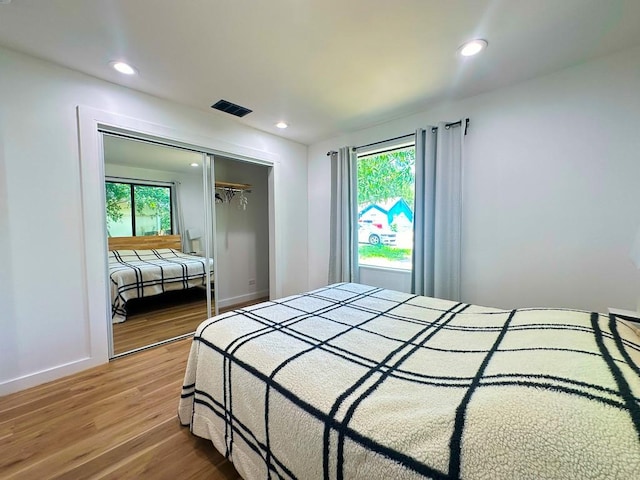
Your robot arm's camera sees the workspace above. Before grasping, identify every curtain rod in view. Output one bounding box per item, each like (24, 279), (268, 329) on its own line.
(326, 118), (470, 155)
(355, 133), (415, 151)
(432, 118), (470, 135)
(326, 133), (413, 156)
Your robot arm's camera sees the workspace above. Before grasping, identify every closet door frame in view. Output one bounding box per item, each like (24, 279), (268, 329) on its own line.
(203, 153), (219, 318)
(78, 106), (278, 364)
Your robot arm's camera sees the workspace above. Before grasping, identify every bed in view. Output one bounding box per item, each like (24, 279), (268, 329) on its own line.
(108, 235), (213, 323)
(178, 282), (640, 479)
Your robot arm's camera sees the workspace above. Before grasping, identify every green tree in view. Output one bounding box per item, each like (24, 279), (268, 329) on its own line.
(105, 182), (130, 223)
(357, 147), (415, 207)
(134, 185), (171, 232)
(105, 182), (172, 233)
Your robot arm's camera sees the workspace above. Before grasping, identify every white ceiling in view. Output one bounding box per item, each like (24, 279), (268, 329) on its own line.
(103, 134), (241, 174)
(103, 134), (203, 174)
(2, 0), (640, 145)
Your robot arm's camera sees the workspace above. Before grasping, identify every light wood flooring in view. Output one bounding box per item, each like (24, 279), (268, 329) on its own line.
(1, 296), (268, 479)
(112, 290), (269, 355)
(0, 338), (241, 480)
(112, 288), (210, 355)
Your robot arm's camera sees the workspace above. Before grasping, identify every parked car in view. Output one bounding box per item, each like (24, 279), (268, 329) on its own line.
(358, 220), (397, 246)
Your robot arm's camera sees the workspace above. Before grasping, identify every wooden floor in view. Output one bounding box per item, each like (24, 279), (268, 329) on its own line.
(0, 338), (241, 480)
(112, 289), (210, 355)
(112, 291), (269, 355)
(1, 297), (269, 479)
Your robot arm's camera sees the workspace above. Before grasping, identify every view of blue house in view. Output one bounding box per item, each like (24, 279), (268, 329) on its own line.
(359, 198), (414, 230)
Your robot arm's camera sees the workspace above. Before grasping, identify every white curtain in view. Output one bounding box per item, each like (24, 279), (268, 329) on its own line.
(328, 147), (359, 284)
(171, 182), (186, 251)
(412, 121), (465, 300)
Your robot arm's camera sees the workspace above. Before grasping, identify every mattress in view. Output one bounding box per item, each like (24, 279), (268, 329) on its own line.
(178, 283), (640, 479)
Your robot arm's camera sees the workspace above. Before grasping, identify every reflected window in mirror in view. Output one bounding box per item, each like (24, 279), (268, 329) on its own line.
(106, 181), (173, 236)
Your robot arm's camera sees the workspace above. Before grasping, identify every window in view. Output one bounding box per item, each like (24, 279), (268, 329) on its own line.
(105, 181), (173, 236)
(357, 143), (415, 270)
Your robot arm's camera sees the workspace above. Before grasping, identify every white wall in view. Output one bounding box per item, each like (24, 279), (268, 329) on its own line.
(359, 266), (412, 293)
(214, 158), (270, 307)
(0, 46), (308, 395)
(309, 44), (640, 313)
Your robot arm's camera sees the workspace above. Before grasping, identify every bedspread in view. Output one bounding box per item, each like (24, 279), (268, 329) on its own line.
(178, 283), (640, 479)
(109, 248), (212, 323)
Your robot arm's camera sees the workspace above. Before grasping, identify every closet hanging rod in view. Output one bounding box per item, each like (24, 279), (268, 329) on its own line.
(215, 186), (252, 194)
(215, 181), (251, 191)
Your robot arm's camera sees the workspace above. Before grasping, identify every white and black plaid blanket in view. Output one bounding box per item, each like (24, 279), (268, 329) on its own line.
(109, 249), (212, 323)
(178, 283), (640, 479)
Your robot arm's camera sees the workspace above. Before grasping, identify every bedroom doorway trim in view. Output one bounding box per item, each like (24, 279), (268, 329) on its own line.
(77, 105), (280, 364)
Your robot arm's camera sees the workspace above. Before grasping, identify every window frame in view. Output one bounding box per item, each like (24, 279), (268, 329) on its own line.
(355, 139), (416, 272)
(105, 177), (174, 236)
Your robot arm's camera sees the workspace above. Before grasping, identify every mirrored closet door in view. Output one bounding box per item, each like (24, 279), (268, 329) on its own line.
(100, 131), (272, 357)
(102, 133), (217, 357)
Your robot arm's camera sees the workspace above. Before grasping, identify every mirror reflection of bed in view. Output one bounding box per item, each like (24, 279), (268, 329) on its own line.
(108, 234), (213, 355)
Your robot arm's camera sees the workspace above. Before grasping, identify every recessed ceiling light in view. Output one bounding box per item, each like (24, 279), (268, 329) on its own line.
(110, 61), (137, 75)
(459, 39), (488, 57)
(190, 162), (199, 167)
(275, 122), (288, 129)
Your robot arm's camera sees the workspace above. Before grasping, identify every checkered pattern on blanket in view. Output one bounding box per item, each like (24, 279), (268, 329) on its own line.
(178, 283), (640, 479)
(109, 248), (212, 323)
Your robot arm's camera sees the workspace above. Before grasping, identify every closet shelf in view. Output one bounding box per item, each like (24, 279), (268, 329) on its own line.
(215, 181), (251, 191)
(214, 181), (251, 209)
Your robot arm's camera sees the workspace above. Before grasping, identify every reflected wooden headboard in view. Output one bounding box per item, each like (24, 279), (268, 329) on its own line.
(108, 235), (182, 251)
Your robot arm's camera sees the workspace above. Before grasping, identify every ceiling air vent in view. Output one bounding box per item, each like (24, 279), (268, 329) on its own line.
(211, 99), (252, 118)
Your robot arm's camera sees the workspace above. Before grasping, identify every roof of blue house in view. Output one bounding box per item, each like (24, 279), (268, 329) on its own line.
(359, 198), (413, 224)
(359, 203), (387, 218)
(388, 198), (413, 222)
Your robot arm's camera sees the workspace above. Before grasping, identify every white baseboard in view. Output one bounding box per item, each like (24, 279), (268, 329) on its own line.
(218, 289), (270, 309)
(0, 356), (105, 397)
(2, 291), (270, 396)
